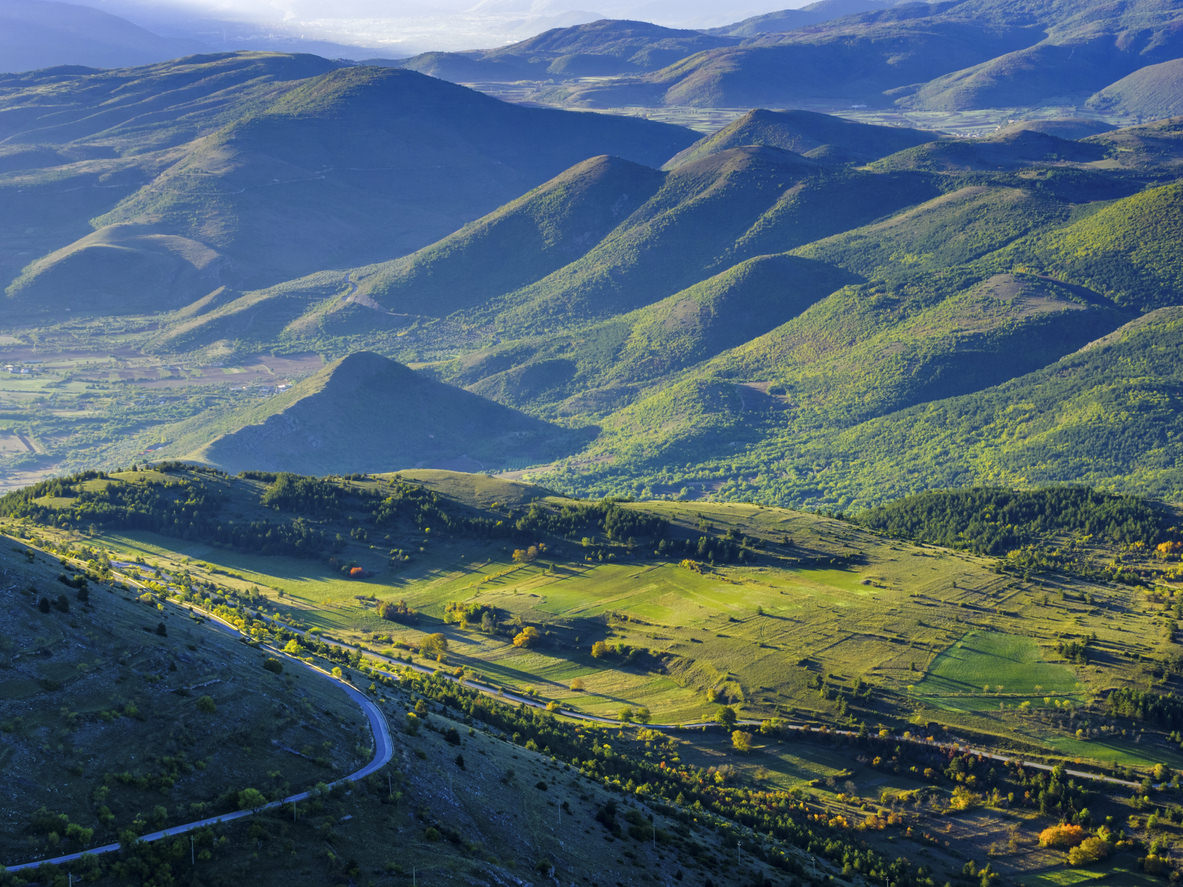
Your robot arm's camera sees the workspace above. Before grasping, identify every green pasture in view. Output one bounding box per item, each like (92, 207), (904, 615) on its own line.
(1020, 860), (1165, 887)
(54, 480), (1178, 764)
(912, 630), (1081, 711)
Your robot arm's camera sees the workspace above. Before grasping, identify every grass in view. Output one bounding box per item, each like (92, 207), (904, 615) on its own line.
(913, 629), (1082, 712)
(1020, 860), (1166, 886)
(12, 464), (1183, 777)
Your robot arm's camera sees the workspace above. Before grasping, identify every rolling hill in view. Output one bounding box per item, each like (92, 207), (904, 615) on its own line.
(0, 53), (695, 315)
(6, 465), (1183, 885)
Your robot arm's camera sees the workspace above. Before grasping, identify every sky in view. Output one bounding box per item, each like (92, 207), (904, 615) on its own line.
(78, 0), (813, 55)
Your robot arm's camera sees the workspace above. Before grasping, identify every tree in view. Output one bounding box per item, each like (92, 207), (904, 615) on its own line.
(238, 788), (267, 810)
(196, 695), (216, 714)
(1067, 836), (1112, 866)
(731, 730), (753, 752)
(513, 626), (542, 648)
(420, 633), (448, 660)
(262, 657), (284, 674)
(591, 640), (609, 658)
(716, 706), (737, 730)
(155, 622), (167, 637)
(1038, 824), (1086, 848)
(378, 599), (414, 622)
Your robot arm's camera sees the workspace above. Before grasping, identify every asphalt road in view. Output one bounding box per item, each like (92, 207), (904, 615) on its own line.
(3, 554), (394, 875)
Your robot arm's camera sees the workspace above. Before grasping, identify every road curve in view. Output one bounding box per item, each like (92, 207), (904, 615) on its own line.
(3, 568), (394, 875)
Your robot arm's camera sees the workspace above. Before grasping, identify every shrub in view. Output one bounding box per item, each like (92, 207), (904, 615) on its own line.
(1067, 836), (1112, 866)
(1038, 824), (1086, 848)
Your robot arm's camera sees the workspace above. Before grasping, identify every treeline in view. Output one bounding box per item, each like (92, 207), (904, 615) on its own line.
(509, 500), (749, 563)
(1104, 687), (1183, 730)
(0, 471), (338, 559)
(1, 466), (758, 570)
(511, 500), (669, 544)
(855, 487), (1175, 556)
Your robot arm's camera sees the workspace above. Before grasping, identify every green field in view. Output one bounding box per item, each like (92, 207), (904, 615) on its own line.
(913, 630), (1082, 712)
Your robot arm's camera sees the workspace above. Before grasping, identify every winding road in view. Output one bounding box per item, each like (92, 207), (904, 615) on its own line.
(3, 556), (394, 875)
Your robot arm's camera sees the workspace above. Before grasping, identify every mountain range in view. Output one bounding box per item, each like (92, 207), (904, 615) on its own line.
(0, 0), (1181, 512)
(399, 0), (1183, 120)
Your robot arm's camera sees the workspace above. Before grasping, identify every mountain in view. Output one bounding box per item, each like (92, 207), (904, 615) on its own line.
(1088, 57), (1183, 121)
(401, 19), (739, 82)
(709, 0), (901, 38)
(0, 54), (695, 315)
(511, 0), (1183, 116)
(188, 352), (584, 475)
(0, 0), (199, 72)
(342, 154), (667, 320)
(664, 107), (934, 167)
(903, 0), (1183, 111)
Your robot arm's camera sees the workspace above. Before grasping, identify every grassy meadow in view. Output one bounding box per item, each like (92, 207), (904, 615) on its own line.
(14, 467), (1176, 772)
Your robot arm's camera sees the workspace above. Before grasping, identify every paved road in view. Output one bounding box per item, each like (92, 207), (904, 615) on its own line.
(3, 549), (394, 875)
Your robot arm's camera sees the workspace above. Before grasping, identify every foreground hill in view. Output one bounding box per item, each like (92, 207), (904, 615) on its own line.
(0, 529), (368, 867)
(185, 352), (583, 475)
(0, 501), (783, 887)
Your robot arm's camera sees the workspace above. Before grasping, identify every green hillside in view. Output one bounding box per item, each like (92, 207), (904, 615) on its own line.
(480, 146), (822, 332)
(1089, 58), (1183, 120)
(1014, 180), (1183, 310)
(0, 54), (695, 316)
(349, 154), (666, 318)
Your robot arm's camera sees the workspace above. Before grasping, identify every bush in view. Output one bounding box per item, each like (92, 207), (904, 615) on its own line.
(262, 657), (284, 674)
(1067, 836), (1112, 866)
(1038, 824), (1086, 848)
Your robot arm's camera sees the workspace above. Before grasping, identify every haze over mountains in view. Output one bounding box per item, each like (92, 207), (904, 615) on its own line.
(400, 0), (1183, 120)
